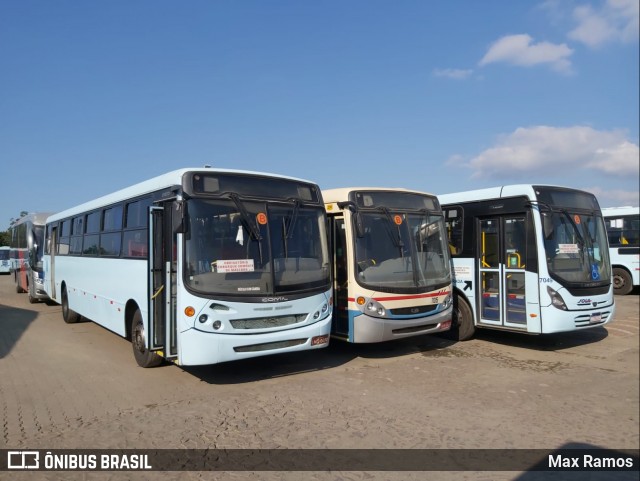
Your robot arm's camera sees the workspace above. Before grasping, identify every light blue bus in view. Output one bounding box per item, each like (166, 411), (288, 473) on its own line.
(44, 168), (333, 367)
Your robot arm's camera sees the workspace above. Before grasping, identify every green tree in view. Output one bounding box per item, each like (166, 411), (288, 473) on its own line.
(0, 230), (10, 246)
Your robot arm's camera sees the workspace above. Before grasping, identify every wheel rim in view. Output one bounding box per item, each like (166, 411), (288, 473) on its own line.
(133, 322), (146, 353)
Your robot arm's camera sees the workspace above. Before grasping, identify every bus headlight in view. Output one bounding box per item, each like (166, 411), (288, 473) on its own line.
(356, 297), (386, 317)
(313, 303), (329, 320)
(547, 286), (568, 310)
(442, 294), (452, 310)
(365, 299), (386, 317)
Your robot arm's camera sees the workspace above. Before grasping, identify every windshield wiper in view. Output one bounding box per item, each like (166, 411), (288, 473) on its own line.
(284, 198), (300, 239)
(378, 207), (404, 255)
(416, 210), (442, 253)
(226, 193), (263, 263)
(559, 210), (586, 248)
(282, 198), (301, 258)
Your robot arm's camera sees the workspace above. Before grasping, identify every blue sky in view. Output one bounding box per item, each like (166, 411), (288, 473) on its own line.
(1, 0), (638, 230)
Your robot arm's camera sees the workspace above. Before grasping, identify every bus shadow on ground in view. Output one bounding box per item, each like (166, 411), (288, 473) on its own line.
(182, 342), (358, 384)
(473, 326), (609, 351)
(330, 333), (456, 360)
(182, 334), (455, 384)
(0, 303), (39, 359)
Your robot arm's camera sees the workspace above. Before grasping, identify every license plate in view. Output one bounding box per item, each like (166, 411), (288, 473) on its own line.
(589, 313), (602, 324)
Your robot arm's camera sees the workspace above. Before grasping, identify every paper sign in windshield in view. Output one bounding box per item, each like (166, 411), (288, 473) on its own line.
(215, 259), (255, 273)
(558, 244), (580, 254)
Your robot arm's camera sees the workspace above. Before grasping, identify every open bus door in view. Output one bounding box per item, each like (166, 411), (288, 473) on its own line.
(330, 216), (350, 338)
(148, 202), (179, 362)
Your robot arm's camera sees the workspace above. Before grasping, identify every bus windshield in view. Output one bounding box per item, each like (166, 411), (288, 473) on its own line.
(542, 209), (611, 285)
(354, 210), (451, 292)
(0, 249), (9, 261)
(184, 197), (330, 296)
(33, 225), (45, 267)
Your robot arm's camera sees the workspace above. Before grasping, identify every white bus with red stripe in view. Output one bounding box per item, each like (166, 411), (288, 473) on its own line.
(9, 212), (54, 302)
(323, 188), (453, 343)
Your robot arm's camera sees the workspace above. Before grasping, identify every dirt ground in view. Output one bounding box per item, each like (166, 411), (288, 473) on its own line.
(1, 275), (638, 481)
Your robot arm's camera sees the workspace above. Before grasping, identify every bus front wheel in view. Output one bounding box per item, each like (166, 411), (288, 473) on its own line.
(446, 294), (475, 341)
(131, 310), (163, 368)
(613, 267), (633, 296)
(61, 286), (80, 323)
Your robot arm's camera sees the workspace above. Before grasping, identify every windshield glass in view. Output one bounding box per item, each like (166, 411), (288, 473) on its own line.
(0, 250), (9, 261)
(34, 226), (45, 260)
(354, 210), (451, 293)
(542, 210), (611, 284)
(185, 198), (330, 296)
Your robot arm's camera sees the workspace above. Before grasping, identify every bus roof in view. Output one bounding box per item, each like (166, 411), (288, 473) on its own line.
(10, 212), (55, 227)
(46, 167), (319, 224)
(322, 187), (436, 204)
(437, 184), (593, 205)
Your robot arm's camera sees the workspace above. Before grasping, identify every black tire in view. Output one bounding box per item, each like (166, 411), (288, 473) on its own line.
(61, 286), (80, 324)
(442, 293), (476, 341)
(612, 267), (633, 296)
(28, 287), (37, 304)
(131, 309), (163, 368)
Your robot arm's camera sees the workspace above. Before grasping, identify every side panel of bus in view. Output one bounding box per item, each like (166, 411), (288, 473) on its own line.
(603, 208), (639, 295)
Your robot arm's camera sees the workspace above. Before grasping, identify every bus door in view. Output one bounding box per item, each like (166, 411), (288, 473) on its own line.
(149, 203), (178, 360)
(49, 225), (57, 299)
(331, 216), (350, 338)
(478, 216), (527, 328)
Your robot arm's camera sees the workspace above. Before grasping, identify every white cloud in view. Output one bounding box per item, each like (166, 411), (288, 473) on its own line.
(584, 186), (640, 207)
(463, 125), (639, 179)
(479, 34), (574, 73)
(432, 68), (473, 80)
(568, 0), (640, 47)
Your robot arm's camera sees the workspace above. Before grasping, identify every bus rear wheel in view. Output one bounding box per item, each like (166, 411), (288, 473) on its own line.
(131, 309), (163, 368)
(613, 267), (633, 296)
(61, 286), (80, 323)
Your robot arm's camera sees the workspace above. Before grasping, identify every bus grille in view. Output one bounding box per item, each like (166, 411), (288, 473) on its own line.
(573, 310), (612, 328)
(392, 323), (440, 334)
(234, 338), (307, 352)
(230, 314), (308, 330)
(390, 304), (438, 316)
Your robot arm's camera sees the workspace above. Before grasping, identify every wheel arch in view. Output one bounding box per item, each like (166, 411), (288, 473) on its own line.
(124, 299), (141, 341)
